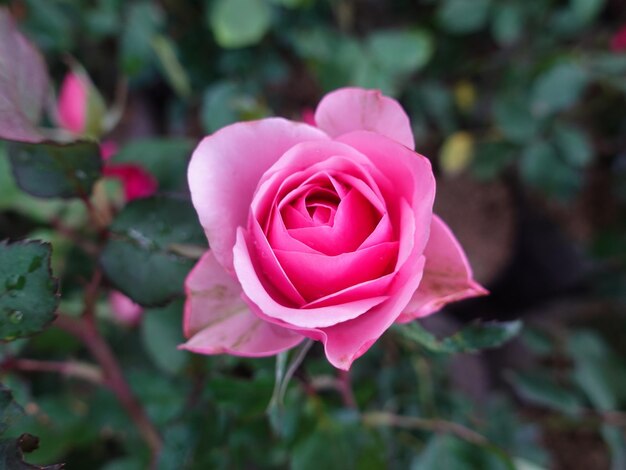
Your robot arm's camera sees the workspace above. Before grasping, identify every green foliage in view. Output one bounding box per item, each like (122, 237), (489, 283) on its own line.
(0, 1), (624, 468)
(6, 141), (102, 199)
(0, 241), (58, 341)
(398, 320), (522, 355)
(111, 138), (193, 192)
(209, 0), (272, 49)
(100, 196), (206, 306)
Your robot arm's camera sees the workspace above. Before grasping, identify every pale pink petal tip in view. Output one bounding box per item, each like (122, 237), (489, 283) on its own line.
(314, 87), (415, 150)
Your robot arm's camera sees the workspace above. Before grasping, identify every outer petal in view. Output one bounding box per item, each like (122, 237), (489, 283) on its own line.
(396, 215), (488, 323)
(188, 118), (328, 272)
(314, 88), (415, 150)
(181, 251), (303, 356)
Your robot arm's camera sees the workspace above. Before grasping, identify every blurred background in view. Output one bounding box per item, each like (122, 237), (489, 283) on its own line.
(1, 0), (626, 468)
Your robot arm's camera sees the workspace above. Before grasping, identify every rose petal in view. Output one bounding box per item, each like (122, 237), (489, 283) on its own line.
(314, 87), (415, 149)
(188, 118), (328, 272)
(337, 131), (435, 255)
(57, 72), (87, 134)
(234, 228), (388, 328)
(248, 253), (427, 370)
(286, 188), (380, 255)
(396, 215), (488, 323)
(181, 251), (303, 356)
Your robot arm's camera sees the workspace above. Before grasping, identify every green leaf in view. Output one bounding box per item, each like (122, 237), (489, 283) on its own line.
(491, 3), (524, 46)
(0, 385), (23, 437)
(437, 0), (491, 35)
(471, 141), (515, 180)
(151, 35), (192, 99)
(397, 320), (522, 354)
(507, 370), (584, 415)
(0, 241), (59, 341)
(292, 420), (385, 470)
(412, 434), (515, 470)
(111, 138), (194, 192)
(0, 434), (64, 470)
(120, 1), (164, 76)
(141, 300), (188, 375)
(366, 30), (433, 74)
(0, 8), (49, 142)
(100, 195), (206, 307)
(571, 0), (605, 23)
(566, 331), (625, 411)
(552, 123), (593, 168)
(210, 0), (272, 48)
(6, 141), (102, 199)
(531, 62), (588, 117)
(494, 94), (541, 143)
(520, 140), (581, 198)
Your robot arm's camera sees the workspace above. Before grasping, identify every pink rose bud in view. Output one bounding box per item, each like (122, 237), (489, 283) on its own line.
(57, 68), (106, 138)
(611, 25), (626, 52)
(109, 291), (143, 326)
(181, 88), (487, 370)
(103, 164), (158, 202)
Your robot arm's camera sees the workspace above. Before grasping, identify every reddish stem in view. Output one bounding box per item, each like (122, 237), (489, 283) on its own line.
(54, 315), (162, 465)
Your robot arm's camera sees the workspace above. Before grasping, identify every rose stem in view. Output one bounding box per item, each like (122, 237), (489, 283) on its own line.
(2, 358), (103, 384)
(337, 369), (357, 409)
(54, 314), (162, 466)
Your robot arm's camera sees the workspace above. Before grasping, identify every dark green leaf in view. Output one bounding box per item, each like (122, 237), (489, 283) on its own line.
(100, 196), (206, 306)
(292, 420), (385, 470)
(120, 1), (164, 76)
(552, 123), (593, 168)
(437, 0), (491, 35)
(494, 94), (541, 143)
(398, 320), (522, 354)
(571, 0), (605, 23)
(531, 62), (588, 116)
(491, 3), (524, 46)
(520, 140), (581, 198)
(6, 141), (102, 199)
(411, 434), (515, 470)
(0, 241), (58, 341)
(0, 385), (23, 437)
(210, 0), (272, 49)
(112, 138), (194, 192)
(141, 300), (188, 374)
(366, 30), (433, 74)
(507, 370), (584, 415)
(0, 434), (64, 470)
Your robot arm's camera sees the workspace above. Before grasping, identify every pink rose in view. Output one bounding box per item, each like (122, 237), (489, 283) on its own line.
(182, 88), (486, 369)
(109, 291), (143, 326)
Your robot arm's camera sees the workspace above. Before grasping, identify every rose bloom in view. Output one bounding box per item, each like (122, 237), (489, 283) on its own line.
(182, 88), (486, 369)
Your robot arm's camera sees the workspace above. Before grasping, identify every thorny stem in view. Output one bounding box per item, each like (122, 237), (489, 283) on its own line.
(3, 358), (103, 384)
(337, 370), (357, 409)
(54, 315), (162, 466)
(361, 411), (489, 447)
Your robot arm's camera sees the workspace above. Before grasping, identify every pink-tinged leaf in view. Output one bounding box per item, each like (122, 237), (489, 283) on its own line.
(396, 215), (488, 323)
(0, 9), (48, 142)
(182, 251), (303, 356)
